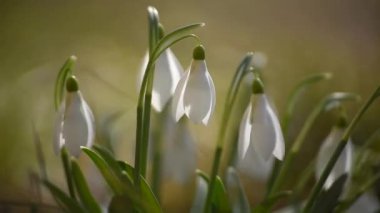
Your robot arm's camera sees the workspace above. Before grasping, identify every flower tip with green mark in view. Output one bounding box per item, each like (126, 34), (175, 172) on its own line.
(66, 76), (79, 92)
(193, 45), (205, 60)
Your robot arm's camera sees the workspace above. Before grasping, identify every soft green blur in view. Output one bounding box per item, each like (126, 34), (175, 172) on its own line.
(0, 0), (379, 211)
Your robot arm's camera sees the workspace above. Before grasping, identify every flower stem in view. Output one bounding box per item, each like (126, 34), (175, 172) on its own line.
(151, 106), (170, 200)
(60, 148), (76, 199)
(134, 6), (159, 186)
(203, 53), (253, 212)
(303, 86), (380, 213)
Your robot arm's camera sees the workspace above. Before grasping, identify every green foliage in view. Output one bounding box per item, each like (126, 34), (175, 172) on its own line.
(43, 180), (85, 213)
(71, 159), (102, 213)
(54, 55), (76, 110)
(310, 174), (347, 213)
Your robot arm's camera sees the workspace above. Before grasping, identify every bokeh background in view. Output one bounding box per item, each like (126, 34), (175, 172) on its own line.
(0, 0), (379, 211)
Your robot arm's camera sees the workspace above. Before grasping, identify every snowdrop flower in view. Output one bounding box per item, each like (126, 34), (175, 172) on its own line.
(138, 27), (184, 112)
(237, 77), (285, 179)
(172, 45), (216, 125)
(316, 120), (353, 189)
(54, 76), (95, 157)
(225, 167), (251, 213)
(191, 172), (209, 213)
(162, 116), (196, 183)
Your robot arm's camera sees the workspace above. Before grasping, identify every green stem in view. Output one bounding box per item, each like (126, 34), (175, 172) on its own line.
(60, 148), (76, 199)
(151, 106), (170, 200)
(134, 7), (159, 186)
(203, 53), (253, 213)
(303, 86), (380, 213)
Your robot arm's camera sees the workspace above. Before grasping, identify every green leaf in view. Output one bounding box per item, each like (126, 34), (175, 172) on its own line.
(118, 161), (162, 213)
(81, 147), (126, 195)
(212, 176), (231, 212)
(71, 159), (102, 213)
(92, 145), (133, 185)
(150, 23), (204, 62)
(54, 55), (77, 110)
(43, 180), (85, 213)
(225, 167), (250, 213)
(310, 174), (348, 213)
(194, 170), (231, 213)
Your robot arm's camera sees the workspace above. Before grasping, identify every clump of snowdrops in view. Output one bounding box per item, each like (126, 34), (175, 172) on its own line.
(28, 6), (380, 213)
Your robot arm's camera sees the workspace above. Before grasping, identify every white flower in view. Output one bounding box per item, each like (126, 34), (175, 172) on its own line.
(162, 116), (196, 183)
(225, 167), (250, 213)
(138, 48), (184, 112)
(54, 76), (95, 157)
(237, 78), (285, 179)
(172, 45), (216, 125)
(190, 173), (209, 213)
(316, 126), (353, 189)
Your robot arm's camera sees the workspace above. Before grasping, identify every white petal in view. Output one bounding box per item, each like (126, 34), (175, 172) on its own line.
(316, 127), (353, 189)
(62, 92), (94, 157)
(266, 99), (285, 160)
(238, 104), (253, 160)
(191, 175), (209, 213)
(238, 142), (274, 180)
(347, 192), (380, 213)
(53, 103), (65, 155)
(151, 49), (184, 112)
(225, 167), (251, 213)
(183, 60), (215, 125)
(81, 95), (95, 148)
(201, 71), (216, 125)
(137, 50), (184, 112)
(251, 95), (283, 161)
(163, 117), (196, 183)
(172, 70), (190, 121)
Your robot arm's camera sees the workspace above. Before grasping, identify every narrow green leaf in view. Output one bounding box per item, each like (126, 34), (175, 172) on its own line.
(151, 23), (204, 62)
(43, 180), (84, 213)
(71, 159), (102, 213)
(310, 174), (348, 213)
(118, 161), (162, 213)
(81, 147), (126, 195)
(54, 55), (77, 110)
(212, 176), (231, 212)
(92, 145), (133, 185)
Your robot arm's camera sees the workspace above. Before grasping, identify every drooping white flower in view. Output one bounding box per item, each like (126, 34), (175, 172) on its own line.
(54, 76), (95, 157)
(316, 125), (353, 189)
(162, 116), (196, 183)
(225, 167), (251, 213)
(172, 45), (216, 125)
(190, 172), (209, 213)
(138, 48), (184, 112)
(237, 78), (285, 179)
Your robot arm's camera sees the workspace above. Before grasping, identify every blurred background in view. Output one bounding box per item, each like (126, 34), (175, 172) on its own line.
(0, 0), (379, 211)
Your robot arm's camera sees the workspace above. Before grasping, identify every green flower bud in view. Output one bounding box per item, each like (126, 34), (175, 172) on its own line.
(66, 76), (79, 92)
(193, 45), (205, 60)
